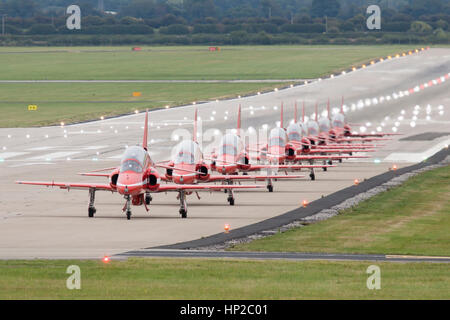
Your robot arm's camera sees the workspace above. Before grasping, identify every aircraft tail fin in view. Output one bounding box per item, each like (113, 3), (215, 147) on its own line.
(237, 104), (241, 136)
(143, 109), (149, 150)
(327, 98), (330, 120)
(302, 101), (305, 123)
(280, 102), (284, 128)
(193, 108), (198, 142)
(315, 102), (318, 121)
(294, 102), (298, 123)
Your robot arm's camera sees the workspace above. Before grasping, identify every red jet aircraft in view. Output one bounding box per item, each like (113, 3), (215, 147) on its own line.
(17, 110), (263, 219)
(207, 105), (327, 191)
(160, 108), (305, 201)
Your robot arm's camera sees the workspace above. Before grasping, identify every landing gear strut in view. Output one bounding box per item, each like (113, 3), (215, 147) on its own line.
(123, 195), (132, 220)
(179, 190), (187, 218)
(322, 160), (327, 171)
(226, 181), (235, 205)
(267, 178), (274, 192)
(309, 160), (316, 181)
(88, 188), (96, 217)
(145, 192), (152, 205)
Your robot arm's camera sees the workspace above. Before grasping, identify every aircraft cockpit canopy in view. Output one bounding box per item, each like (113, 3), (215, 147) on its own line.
(318, 117), (331, 133)
(218, 134), (239, 156)
(120, 146), (147, 173)
(174, 140), (198, 164)
(269, 127), (287, 147)
(306, 121), (319, 136)
(331, 113), (345, 128)
(286, 123), (303, 142)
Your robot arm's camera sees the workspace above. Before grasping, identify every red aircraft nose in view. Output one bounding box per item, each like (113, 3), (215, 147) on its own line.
(117, 173), (144, 195)
(172, 164), (196, 184)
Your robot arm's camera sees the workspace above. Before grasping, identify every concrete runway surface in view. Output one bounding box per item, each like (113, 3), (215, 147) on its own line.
(0, 48), (449, 259)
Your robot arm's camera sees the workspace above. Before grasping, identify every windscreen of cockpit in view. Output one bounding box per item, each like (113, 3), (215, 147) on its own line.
(120, 146), (146, 173)
(218, 134), (238, 156)
(331, 113), (345, 128)
(306, 121), (319, 136)
(269, 127), (286, 147)
(287, 124), (302, 142)
(174, 141), (196, 164)
(318, 118), (331, 133)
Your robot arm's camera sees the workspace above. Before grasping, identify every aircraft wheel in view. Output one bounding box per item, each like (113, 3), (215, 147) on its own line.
(145, 195), (151, 205)
(180, 209), (187, 218)
(339, 159), (342, 163)
(323, 167), (327, 172)
(228, 198), (235, 206)
(310, 173), (315, 181)
(267, 185), (274, 192)
(126, 210), (131, 220)
(88, 207), (96, 218)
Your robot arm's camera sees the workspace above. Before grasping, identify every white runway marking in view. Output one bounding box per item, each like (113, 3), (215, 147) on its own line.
(0, 152), (29, 160)
(8, 162), (56, 168)
(384, 139), (450, 162)
(28, 151), (81, 161)
(27, 146), (107, 151)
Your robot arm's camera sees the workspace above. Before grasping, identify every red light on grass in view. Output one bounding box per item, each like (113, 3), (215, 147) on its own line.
(224, 224), (230, 233)
(102, 256), (110, 263)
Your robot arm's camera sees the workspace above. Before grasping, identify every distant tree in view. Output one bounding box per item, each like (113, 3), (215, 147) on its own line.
(410, 21), (433, 33)
(184, 0), (217, 20)
(340, 21), (354, 32)
(159, 24), (190, 34)
(160, 14), (186, 26)
(2, 0), (38, 18)
(310, 0), (340, 18)
(28, 23), (57, 34)
(436, 19), (448, 30)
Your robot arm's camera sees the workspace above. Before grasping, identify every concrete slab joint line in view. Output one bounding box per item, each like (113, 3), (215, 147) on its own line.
(144, 147), (449, 252)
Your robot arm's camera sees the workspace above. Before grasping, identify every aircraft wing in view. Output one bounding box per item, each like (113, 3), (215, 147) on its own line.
(307, 148), (375, 154)
(157, 184), (264, 192)
(206, 174), (305, 182)
(295, 155), (369, 160)
(247, 164), (335, 171)
(16, 181), (114, 191)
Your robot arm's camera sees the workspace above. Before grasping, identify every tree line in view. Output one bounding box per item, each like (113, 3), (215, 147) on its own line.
(0, 0), (449, 45)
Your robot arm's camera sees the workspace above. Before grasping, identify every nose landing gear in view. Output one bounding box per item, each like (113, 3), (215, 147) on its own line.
(88, 188), (96, 217)
(123, 195), (132, 220)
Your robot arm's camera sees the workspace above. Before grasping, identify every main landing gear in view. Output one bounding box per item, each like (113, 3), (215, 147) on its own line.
(309, 160), (316, 180)
(179, 190), (187, 218)
(266, 178), (274, 192)
(145, 192), (152, 205)
(225, 180), (235, 205)
(88, 188), (96, 217)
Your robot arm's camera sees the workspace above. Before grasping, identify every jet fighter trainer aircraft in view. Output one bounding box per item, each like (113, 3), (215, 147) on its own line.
(17, 110), (263, 219)
(209, 105), (335, 189)
(160, 108), (305, 201)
